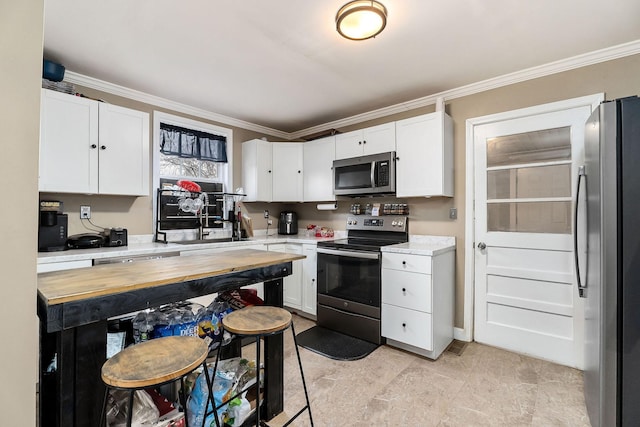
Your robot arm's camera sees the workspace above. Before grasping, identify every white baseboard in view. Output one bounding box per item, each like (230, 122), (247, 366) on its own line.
(454, 327), (471, 342)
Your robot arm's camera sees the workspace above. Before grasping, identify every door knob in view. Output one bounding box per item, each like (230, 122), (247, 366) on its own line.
(477, 242), (487, 250)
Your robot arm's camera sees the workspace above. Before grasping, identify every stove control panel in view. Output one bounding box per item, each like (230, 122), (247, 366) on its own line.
(346, 215), (408, 232)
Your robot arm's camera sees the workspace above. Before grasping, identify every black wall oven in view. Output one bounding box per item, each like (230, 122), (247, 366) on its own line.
(316, 215), (408, 344)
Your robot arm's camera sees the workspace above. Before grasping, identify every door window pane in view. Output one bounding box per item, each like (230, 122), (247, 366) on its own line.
(487, 127), (571, 167)
(487, 164), (571, 199)
(488, 201), (571, 233)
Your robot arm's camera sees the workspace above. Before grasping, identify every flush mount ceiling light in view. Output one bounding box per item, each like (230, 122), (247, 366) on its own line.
(336, 0), (387, 41)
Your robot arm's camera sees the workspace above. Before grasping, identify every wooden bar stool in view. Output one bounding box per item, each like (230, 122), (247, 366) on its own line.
(210, 306), (314, 427)
(100, 335), (212, 427)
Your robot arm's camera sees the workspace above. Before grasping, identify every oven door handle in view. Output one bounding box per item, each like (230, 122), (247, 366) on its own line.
(317, 247), (380, 260)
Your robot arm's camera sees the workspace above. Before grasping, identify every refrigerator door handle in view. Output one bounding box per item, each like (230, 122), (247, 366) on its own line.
(574, 165), (587, 298)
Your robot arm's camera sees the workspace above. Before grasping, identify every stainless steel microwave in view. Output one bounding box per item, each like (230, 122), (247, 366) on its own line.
(333, 151), (396, 196)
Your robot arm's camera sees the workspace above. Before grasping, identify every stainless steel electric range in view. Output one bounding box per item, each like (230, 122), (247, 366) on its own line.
(316, 215), (409, 344)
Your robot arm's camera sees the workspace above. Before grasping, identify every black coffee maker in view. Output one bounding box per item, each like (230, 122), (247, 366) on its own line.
(38, 200), (68, 252)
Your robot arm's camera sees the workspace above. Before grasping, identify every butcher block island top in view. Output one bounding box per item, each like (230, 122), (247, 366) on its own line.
(38, 248), (305, 306)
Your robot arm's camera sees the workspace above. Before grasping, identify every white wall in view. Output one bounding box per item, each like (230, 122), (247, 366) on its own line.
(0, 1), (43, 425)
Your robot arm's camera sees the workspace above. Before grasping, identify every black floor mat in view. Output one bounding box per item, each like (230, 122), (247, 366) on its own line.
(296, 326), (379, 361)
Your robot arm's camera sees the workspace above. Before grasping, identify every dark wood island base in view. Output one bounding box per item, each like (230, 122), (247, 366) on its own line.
(37, 249), (304, 427)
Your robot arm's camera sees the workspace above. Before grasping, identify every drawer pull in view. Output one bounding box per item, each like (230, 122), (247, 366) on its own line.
(402, 261), (406, 265)
(402, 288), (406, 293)
(402, 323), (406, 328)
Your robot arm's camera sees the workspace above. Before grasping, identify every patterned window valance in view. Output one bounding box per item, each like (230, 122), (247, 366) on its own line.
(160, 123), (228, 162)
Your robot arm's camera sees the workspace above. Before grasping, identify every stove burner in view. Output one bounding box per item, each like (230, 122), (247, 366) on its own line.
(317, 215), (409, 251)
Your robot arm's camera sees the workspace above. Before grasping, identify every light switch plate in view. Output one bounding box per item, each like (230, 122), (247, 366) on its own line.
(449, 207), (457, 220)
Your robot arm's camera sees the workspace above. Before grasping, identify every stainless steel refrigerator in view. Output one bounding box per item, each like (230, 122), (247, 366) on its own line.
(577, 96), (640, 427)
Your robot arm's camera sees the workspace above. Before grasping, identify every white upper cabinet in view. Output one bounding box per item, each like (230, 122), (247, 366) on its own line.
(39, 89), (99, 194)
(97, 103), (150, 196)
(335, 122), (396, 160)
(395, 111), (454, 198)
(303, 136), (335, 202)
(272, 143), (303, 202)
(242, 139), (273, 202)
(39, 89), (149, 195)
(242, 140), (305, 202)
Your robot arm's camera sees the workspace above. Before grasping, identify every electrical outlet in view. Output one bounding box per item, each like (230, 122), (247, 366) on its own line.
(267, 219), (273, 225)
(80, 205), (91, 219)
(264, 210), (269, 218)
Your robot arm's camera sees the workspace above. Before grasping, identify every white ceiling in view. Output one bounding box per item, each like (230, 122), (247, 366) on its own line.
(43, 0), (640, 136)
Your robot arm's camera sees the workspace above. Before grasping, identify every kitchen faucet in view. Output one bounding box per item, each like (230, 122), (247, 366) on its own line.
(197, 192), (209, 240)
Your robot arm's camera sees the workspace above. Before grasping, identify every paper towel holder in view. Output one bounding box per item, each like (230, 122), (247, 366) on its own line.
(317, 202), (338, 211)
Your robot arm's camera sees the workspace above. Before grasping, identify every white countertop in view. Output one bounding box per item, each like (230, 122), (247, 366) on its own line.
(38, 232), (455, 264)
(382, 235), (456, 256)
(37, 233), (341, 265)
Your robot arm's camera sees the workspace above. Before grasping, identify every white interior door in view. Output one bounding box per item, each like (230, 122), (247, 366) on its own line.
(473, 105), (593, 369)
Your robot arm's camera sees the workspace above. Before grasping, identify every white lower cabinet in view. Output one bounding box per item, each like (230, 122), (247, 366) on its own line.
(269, 244), (303, 310)
(268, 243), (317, 316)
(301, 245), (317, 315)
(37, 259), (93, 273)
(381, 250), (455, 359)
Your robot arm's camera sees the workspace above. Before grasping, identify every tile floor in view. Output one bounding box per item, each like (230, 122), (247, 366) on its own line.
(261, 314), (591, 427)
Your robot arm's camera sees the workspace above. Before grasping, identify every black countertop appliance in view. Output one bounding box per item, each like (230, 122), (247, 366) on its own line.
(38, 200), (68, 252)
(278, 211), (298, 235)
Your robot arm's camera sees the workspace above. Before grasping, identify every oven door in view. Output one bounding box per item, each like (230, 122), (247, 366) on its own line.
(316, 246), (381, 319)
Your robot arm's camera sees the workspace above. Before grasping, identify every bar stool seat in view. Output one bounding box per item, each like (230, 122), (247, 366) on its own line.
(210, 306), (314, 427)
(101, 336), (211, 426)
(222, 305), (292, 336)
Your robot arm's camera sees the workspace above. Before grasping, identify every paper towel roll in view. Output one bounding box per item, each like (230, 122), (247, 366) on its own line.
(316, 203), (337, 211)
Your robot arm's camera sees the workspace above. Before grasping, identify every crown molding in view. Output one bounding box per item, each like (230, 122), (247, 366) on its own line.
(289, 39), (640, 139)
(63, 72), (291, 140)
(65, 39), (640, 141)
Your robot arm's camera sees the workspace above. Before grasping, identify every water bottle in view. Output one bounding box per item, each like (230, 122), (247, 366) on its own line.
(132, 309), (154, 343)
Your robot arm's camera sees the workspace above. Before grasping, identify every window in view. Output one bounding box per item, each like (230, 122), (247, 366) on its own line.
(153, 111), (233, 236)
(485, 126), (572, 234)
(158, 122), (228, 180)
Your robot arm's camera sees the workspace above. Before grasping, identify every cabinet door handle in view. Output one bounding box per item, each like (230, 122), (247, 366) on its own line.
(268, 170), (272, 173)
(298, 170), (301, 173)
(402, 261), (407, 265)
(90, 144), (97, 149)
(402, 323), (406, 328)
(363, 140), (367, 144)
(100, 145), (106, 150)
(402, 288), (406, 293)
(358, 141), (362, 145)
(395, 156), (400, 161)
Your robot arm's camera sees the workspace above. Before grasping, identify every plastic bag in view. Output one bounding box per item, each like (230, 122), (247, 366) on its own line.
(215, 289), (264, 311)
(186, 357), (256, 427)
(106, 389), (159, 427)
(223, 386), (253, 426)
(196, 301), (233, 348)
